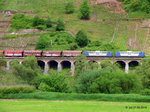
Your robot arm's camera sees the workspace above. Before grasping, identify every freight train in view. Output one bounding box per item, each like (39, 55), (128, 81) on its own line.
(0, 50), (145, 57)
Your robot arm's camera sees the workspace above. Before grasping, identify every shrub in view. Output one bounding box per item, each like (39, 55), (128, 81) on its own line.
(79, 0), (90, 19)
(46, 17), (52, 28)
(38, 74), (69, 92)
(76, 68), (142, 94)
(88, 41), (102, 47)
(0, 60), (6, 67)
(87, 61), (99, 70)
(10, 60), (19, 66)
(35, 35), (50, 50)
(35, 32), (76, 50)
(11, 13), (33, 30)
(0, 85), (35, 94)
(141, 89), (150, 96)
(56, 19), (65, 31)
(76, 30), (89, 47)
(65, 2), (74, 14)
(90, 71), (142, 94)
(36, 25), (47, 30)
(33, 16), (45, 27)
(38, 82), (54, 92)
(74, 54), (88, 78)
(136, 57), (150, 89)
(118, 0), (150, 13)
(76, 69), (101, 93)
(100, 60), (121, 72)
(70, 43), (79, 50)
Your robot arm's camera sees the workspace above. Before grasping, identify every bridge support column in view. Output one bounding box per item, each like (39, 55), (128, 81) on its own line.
(44, 61), (49, 74)
(57, 62), (62, 71)
(71, 62), (75, 76)
(125, 62), (129, 73)
(6, 61), (10, 71)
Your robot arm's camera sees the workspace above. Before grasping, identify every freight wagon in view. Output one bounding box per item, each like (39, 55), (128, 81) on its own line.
(63, 51), (82, 56)
(5, 50), (23, 57)
(0, 50), (146, 57)
(24, 50), (42, 57)
(43, 51), (61, 57)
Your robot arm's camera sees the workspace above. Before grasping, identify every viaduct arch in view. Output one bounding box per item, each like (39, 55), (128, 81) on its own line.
(1, 57), (142, 75)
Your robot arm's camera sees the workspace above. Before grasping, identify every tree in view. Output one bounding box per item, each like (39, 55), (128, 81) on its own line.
(35, 35), (49, 50)
(12, 55), (41, 85)
(76, 69), (101, 93)
(56, 19), (65, 31)
(38, 73), (69, 92)
(65, 2), (74, 14)
(136, 57), (150, 89)
(90, 70), (142, 94)
(87, 61), (99, 70)
(76, 30), (89, 47)
(79, 0), (90, 20)
(74, 54), (88, 78)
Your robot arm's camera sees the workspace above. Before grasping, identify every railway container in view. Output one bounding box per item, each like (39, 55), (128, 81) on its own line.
(115, 51), (145, 57)
(43, 51), (61, 57)
(0, 50), (3, 56)
(63, 51), (82, 56)
(84, 51), (113, 57)
(4, 50), (23, 57)
(24, 50), (42, 57)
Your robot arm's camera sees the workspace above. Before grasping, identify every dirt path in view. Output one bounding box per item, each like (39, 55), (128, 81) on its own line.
(90, 0), (117, 4)
(110, 21), (119, 43)
(90, 0), (126, 13)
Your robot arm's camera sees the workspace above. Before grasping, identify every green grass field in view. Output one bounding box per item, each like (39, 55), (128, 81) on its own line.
(0, 100), (149, 112)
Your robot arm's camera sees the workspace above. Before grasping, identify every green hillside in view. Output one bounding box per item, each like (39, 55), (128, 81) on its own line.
(0, 0), (150, 53)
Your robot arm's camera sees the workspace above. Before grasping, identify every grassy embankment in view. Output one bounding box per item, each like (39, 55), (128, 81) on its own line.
(0, 0), (149, 53)
(1, 92), (150, 102)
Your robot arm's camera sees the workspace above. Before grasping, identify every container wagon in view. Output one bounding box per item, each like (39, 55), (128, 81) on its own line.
(63, 51), (82, 56)
(43, 51), (61, 57)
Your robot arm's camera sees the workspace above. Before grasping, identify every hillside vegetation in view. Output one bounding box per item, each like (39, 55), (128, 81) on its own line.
(0, 0), (149, 53)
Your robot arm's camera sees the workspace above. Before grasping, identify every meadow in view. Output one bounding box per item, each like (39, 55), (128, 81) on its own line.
(0, 99), (150, 112)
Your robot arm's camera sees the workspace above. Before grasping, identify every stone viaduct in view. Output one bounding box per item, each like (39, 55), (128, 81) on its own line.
(0, 56), (143, 75)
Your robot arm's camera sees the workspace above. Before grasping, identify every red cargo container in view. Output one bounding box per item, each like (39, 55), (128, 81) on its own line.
(5, 50), (23, 57)
(43, 51), (61, 57)
(63, 51), (82, 56)
(24, 50), (42, 57)
(0, 50), (3, 56)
